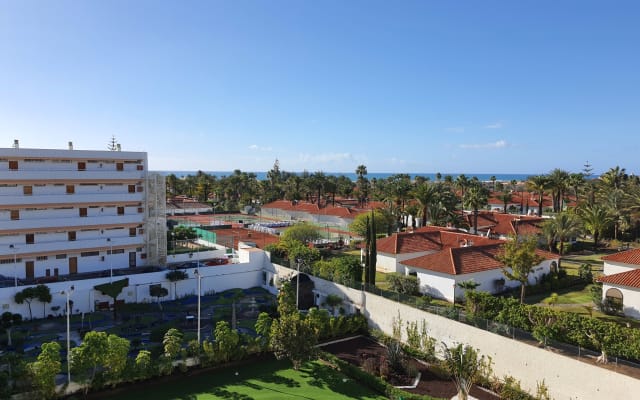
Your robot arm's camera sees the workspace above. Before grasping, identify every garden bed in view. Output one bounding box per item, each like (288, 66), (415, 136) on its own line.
(321, 336), (500, 400)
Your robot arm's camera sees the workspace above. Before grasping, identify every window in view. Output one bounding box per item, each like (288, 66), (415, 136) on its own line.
(37, 256), (48, 261)
(137, 186), (144, 192)
(128, 185), (135, 193)
(23, 186), (32, 195)
(137, 207), (144, 213)
(117, 206), (125, 215)
(81, 251), (99, 257)
(9, 160), (18, 170)
(68, 231), (76, 241)
(129, 227), (136, 236)
(79, 208), (87, 217)
(66, 185), (75, 194)
(26, 233), (34, 244)
(10, 210), (19, 220)
(136, 165), (144, 171)
(78, 162), (86, 171)
(56, 254), (67, 259)
(116, 163), (124, 171)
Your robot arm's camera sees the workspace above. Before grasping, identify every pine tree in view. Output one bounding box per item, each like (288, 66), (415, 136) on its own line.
(363, 216), (371, 285)
(108, 135), (119, 151)
(369, 210), (377, 286)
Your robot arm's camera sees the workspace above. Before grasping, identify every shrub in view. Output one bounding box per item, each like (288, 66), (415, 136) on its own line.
(387, 273), (420, 295)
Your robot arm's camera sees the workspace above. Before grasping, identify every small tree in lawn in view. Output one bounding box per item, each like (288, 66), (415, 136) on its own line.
(35, 285), (52, 319)
(496, 235), (544, 303)
(149, 284), (169, 319)
(1, 311), (22, 346)
(442, 343), (482, 400)
(162, 328), (183, 373)
(28, 341), (61, 399)
(214, 321), (239, 363)
(15, 286), (38, 320)
(165, 270), (188, 300)
(94, 278), (129, 319)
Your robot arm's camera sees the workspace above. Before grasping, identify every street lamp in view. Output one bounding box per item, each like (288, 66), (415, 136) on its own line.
(194, 269), (202, 345)
(61, 285), (75, 386)
(106, 238), (113, 283)
(9, 244), (18, 287)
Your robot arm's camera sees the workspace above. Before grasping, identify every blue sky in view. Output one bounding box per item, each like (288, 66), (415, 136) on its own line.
(1, 1), (639, 175)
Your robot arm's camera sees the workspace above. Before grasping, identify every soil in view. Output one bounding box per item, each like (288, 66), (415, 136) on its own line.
(321, 336), (500, 400)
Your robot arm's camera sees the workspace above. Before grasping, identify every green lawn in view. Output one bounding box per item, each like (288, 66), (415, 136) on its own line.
(97, 358), (387, 400)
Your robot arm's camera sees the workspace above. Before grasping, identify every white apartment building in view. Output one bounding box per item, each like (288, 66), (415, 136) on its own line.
(0, 141), (166, 286)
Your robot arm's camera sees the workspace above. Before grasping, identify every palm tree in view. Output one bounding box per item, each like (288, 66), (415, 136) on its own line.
(578, 204), (613, 250)
(498, 192), (513, 213)
(455, 174), (470, 199)
(526, 175), (549, 217)
(548, 169), (570, 213)
(546, 212), (582, 268)
(463, 183), (488, 235)
(413, 182), (439, 227)
(356, 165), (368, 207)
(568, 173), (585, 205)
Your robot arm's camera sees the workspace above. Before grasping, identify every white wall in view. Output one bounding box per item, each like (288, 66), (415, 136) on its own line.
(602, 283), (640, 319)
(603, 260), (637, 275)
(1, 247), (270, 319)
(269, 264), (640, 400)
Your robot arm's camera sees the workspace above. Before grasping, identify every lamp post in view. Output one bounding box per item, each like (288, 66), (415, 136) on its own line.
(106, 238), (113, 283)
(9, 244), (18, 287)
(61, 285), (75, 386)
(194, 269), (202, 345)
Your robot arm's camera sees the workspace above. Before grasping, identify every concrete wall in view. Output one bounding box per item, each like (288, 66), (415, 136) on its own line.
(271, 263), (640, 400)
(1, 247), (269, 319)
(603, 260), (636, 275)
(602, 283), (640, 319)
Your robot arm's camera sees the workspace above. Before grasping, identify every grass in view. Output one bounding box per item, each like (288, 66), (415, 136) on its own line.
(529, 284), (595, 305)
(97, 358), (388, 400)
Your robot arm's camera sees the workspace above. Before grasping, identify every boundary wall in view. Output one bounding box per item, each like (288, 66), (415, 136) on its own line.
(271, 263), (640, 400)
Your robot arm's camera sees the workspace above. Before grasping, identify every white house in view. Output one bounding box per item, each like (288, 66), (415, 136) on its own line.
(400, 243), (557, 302)
(598, 248), (640, 319)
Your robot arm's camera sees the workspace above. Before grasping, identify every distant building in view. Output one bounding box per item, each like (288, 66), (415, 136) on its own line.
(0, 141), (166, 285)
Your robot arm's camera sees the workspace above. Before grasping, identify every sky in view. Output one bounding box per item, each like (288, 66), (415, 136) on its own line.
(1, 1), (639, 176)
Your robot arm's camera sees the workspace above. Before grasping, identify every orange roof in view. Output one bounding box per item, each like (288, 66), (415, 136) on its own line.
(598, 269), (640, 289)
(376, 228), (504, 255)
(402, 244), (557, 275)
(465, 211), (544, 237)
(602, 248), (640, 265)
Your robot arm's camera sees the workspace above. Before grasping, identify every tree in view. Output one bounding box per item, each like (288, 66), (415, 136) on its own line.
(369, 210), (377, 286)
(457, 279), (481, 301)
(324, 294), (343, 316)
(28, 341), (61, 399)
(348, 209), (392, 238)
(134, 350), (153, 380)
(496, 235), (544, 303)
(270, 282), (318, 369)
(214, 321), (240, 362)
(442, 343), (482, 400)
(94, 278), (129, 319)
(463, 183), (489, 234)
(35, 285), (52, 319)
(578, 204), (613, 250)
(281, 223), (321, 244)
(498, 192), (513, 214)
(163, 328), (183, 361)
(149, 285), (169, 319)
(544, 211), (582, 268)
(387, 273), (420, 295)
(15, 286), (38, 320)
(526, 175), (548, 217)
(71, 331), (130, 391)
(254, 312), (273, 351)
(165, 270), (188, 300)
(1, 311), (22, 346)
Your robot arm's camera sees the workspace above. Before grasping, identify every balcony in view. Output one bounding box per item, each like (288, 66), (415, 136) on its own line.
(0, 192), (145, 207)
(0, 214), (145, 233)
(0, 169), (145, 182)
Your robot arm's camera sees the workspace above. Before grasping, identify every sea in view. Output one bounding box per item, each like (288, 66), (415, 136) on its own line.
(157, 171), (533, 182)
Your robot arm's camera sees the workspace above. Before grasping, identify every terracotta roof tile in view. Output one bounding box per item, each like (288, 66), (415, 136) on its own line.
(602, 248), (640, 265)
(402, 244), (557, 275)
(376, 228), (504, 255)
(598, 269), (640, 289)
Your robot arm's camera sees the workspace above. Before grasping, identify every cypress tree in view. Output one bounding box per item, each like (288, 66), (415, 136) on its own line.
(369, 210), (377, 286)
(364, 215), (371, 285)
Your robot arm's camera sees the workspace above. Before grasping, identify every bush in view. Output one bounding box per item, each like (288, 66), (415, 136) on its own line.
(387, 273), (420, 295)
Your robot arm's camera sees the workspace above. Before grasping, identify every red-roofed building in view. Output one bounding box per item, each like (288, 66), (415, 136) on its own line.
(463, 211), (545, 240)
(375, 227), (558, 302)
(598, 248), (640, 318)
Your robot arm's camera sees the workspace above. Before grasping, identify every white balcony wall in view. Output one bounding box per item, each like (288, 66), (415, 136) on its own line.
(0, 184), (20, 195)
(3, 214), (144, 232)
(1, 193), (144, 207)
(0, 170), (146, 181)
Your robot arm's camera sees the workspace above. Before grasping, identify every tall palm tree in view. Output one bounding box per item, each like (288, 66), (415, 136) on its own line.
(356, 165), (369, 207)
(413, 182), (439, 227)
(526, 175), (549, 217)
(463, 183), (488, 235)
(568, 173), (585, 205)
(547, 211), (582, 268)
(498, 192), (513, 213)
(548, 169), (570, 213)
(455, 174), (470, 199)
(578, 204), (613, 250)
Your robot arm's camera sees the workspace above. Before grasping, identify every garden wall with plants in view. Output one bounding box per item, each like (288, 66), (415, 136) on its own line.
(272, 263), (640, 400)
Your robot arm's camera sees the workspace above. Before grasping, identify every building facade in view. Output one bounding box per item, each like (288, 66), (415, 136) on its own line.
(0, 142), (166, 286)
